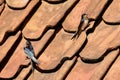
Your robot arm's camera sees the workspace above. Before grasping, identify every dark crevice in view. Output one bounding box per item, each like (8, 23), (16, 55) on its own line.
(0, 33), (22, 71)
(6, 0), (31, 10)
(36, 24), (62, 58)
(58, 0), (80, 24)
(0, 3), (5, 16)
(43, 0), (68, 4)
(71, 38), (88, 59)
(101, 49), (120, 80)
(103, 18), (120, 25)
(20, 1), (41, 31)
(63, 57), (78, 80)
(86, 0), (113, 35)
(0, 32), (9, 45)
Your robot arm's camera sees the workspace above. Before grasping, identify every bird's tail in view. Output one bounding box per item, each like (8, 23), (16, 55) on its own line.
(31, 56), (39, 64)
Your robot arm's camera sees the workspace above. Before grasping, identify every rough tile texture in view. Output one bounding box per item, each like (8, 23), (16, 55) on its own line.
(0, 0), (120, 80)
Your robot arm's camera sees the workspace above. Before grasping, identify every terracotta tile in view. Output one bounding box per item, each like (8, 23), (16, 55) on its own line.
(37, 28), (86, 70)
(80, 21), (120, 59)
(28, 57), (77, 80)
(66, 49), (119, 80)
(22, 0), (76, 39)
(66, 58), (99, 80)
(63, 0), (108, 32)
(6, 0), (30, 9)
(90, 49), (119, 80)
(0, 0), (39, 44)
(86, 0), (108, 19)
(103, 0), (120, 22)
(0, 29), (54, 78)
(15, 66), (31, 80)
(62, 0), (91, 32)
(104, 50), (120, 80)
(0, 38), (27, 78)
(0, 31), (21, 63)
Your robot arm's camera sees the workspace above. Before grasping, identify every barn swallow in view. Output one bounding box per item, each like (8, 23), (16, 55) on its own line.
(71, 14), (89, 39)
(24, 40), (39, 64)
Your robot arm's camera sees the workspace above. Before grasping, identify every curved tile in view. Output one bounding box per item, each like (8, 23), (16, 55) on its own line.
(0, 0), (39, 44)
(80, 21), (120, 60)
(22, 0), (76, 39)
(63, 0), (108, 32)
(6, 0), (30, 9)
(104, 50), (120, 80)
(62, 0), (91, 32)
(0, 38), (27, 78)
(28, 57), (77, 80)
(66, 49), (119, 80)
(0, 29), (54, 78)
(90, 49), (119, 80)
(0, 31), (21, 63)
(103, 0), (120, 22)
(37, 29), (86, 70)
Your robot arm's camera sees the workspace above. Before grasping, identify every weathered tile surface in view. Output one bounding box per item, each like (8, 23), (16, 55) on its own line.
(28, 57), (77, 80)
(104, 50), (120, 80)
(0, 31), (21, 63)
(37, 29), (86, 70)
(0, 0), (120, 80)
(66, 49), (119, 80)
(0, 0), (39, 44)
(80, 21), (120, 60)
(0, 30), (54, 78)
(6, 0), (30, 9)
(22, 0), (77, 39)
(103, 0), (120, 22)
(90, 49), (119, 80)
(63, 0), (108, 32)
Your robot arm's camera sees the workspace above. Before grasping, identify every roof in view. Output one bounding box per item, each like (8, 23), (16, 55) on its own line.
(0, 0), (120, 80)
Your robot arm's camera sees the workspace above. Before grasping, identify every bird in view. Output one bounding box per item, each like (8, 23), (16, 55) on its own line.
(24, 40), (39, 64)
(71, 14), (89, 39)
(24, 40), (39, 73)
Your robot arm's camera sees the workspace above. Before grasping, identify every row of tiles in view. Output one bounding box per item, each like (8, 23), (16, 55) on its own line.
(0, 0), (120, 45)
(0, 18), (120, 79)
(0, 0), (120, 79)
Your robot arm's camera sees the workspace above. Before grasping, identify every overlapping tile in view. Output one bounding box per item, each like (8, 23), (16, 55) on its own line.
(103, 0), (120, 22)
(0, 0), (39, 44)
(22, 0), (77, 39)
(63, 0), (108, 32)
(0, 29), (54, 78)
(104, 51), (120, 80)
(28, 57), (77, 80)
(0, 31), (21, 63)
(66, 49), (119, 80)
(36, 28), (86, 70)
(6, 0), (30, 9)
(90, 49), (119, 80)
(80, 21), (120, 60)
